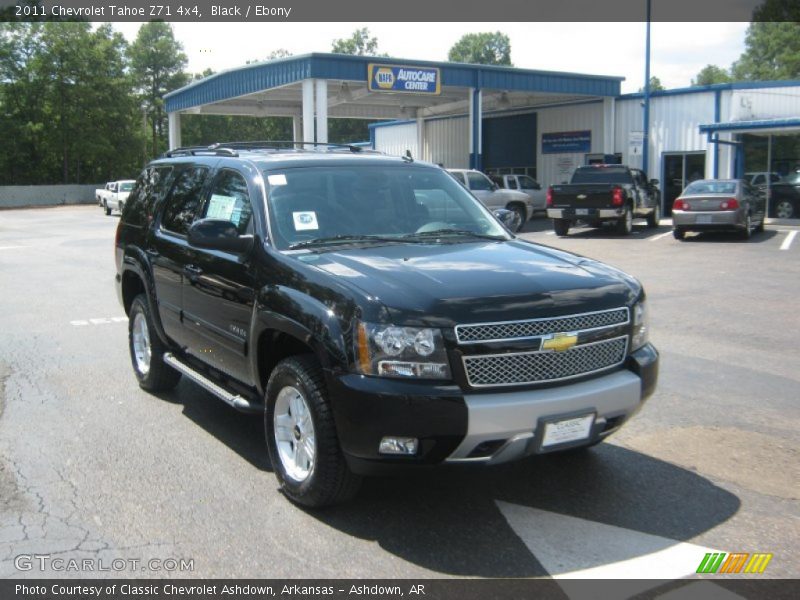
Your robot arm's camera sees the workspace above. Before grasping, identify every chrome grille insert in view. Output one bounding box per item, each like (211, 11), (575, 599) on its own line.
(455, 308), (629, 344)
(462, 336), (628, 387)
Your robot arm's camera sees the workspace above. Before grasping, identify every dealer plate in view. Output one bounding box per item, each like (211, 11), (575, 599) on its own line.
(541, 414), (595, 448)
(696, 215), (713, 224)
(575, 208), (589, 216)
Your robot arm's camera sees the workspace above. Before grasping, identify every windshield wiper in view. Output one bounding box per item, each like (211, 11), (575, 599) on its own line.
(288, 234), (416, 250)
(402, 229), (507, 241)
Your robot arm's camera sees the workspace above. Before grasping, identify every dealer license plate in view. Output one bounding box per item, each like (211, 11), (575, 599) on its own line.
(575, 208), (589, 216)
(696, 215), (713, 224)
(541, 414), (595, 448)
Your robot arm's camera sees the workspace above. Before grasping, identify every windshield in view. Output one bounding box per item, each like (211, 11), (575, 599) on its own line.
(683, 180), (737, 195)
(120, 182), (134, 191)
(264, 165), (510, 250)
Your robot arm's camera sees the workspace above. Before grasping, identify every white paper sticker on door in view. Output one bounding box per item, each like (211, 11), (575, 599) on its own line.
(293, 211), (319, 231)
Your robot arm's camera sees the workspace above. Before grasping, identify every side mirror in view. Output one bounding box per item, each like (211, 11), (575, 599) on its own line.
(650, 179), (660, 186)
(188, 219), (253, 254)
(492, 208), (516, 231)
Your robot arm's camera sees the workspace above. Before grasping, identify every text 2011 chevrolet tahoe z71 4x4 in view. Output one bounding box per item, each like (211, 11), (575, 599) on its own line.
(115, 144), (659, 507)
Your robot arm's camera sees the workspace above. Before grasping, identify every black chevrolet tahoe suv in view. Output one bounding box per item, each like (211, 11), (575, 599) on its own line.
(115, 143), (659, 507)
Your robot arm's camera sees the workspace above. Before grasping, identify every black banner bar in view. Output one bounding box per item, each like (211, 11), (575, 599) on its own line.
(1, 0), (796, 22)
(2, 579), (800, 600)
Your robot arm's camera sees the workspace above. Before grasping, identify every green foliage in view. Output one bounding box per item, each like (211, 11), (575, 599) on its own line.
(331, 28), (385, 56)
(448, 32), (512, 66)
(0, 22), (141, 184)
(128, 22), (188, 158)
(692, 65), (732, 86)
(638, 76), (665, 92)
(732, 21), (800, 81)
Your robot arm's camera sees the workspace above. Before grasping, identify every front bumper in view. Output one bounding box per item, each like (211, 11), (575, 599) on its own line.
(547, 208), (624, 220)
(328, 343), (658, 475)
(672, 210), (743, 230)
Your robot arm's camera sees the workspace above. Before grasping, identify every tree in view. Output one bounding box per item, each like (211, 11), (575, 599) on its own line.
(638, 76), (665, 92)
(692, 65), (732, 86)
(128, 22), (188, 158)
(731, 21), (800, 80)
(267, 48), (292, 60)
(331, 28), (382, 56)
(448, 32), (512, 66)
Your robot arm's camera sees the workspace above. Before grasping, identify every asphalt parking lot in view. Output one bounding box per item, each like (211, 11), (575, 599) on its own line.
(0, 206), (798, 585)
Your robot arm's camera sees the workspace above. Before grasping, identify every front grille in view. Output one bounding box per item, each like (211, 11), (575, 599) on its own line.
(455, 308), (629, 344)
(462, 336), (628, 387)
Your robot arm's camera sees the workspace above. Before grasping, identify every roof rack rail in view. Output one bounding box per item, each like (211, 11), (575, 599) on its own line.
(163, 145), (239, 158)
(205, 141), (380, 154)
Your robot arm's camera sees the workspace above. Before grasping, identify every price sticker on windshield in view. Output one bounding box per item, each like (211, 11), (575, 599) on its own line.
(293, 211), (319, 231)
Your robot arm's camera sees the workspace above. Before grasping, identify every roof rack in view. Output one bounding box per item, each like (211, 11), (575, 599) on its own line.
(163, 145), (239, 158)
(208, 141), (379, 154)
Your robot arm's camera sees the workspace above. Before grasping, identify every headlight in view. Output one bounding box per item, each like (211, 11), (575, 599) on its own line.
(356, 322), (451, 379)
(631, 301), (649, 351)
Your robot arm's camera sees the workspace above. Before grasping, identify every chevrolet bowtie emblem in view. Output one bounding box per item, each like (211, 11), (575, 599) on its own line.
(542, 332), (578, 352)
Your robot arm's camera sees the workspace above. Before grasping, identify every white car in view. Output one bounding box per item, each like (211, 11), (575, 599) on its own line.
(492, 174), (547, 212)
(447, 169), (533, 231)
(96, 180), (136, 215)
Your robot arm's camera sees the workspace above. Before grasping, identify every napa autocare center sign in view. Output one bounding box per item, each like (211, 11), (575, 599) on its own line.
(542, 131), (592, 154)
(368, 64), (441, 95)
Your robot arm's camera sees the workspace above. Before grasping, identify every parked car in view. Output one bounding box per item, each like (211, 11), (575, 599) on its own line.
(765, 172), (800, 219)
(115, 143), (658, 507)
(671, 179), (765, 240)
(97, 180), (136, 215)
(546, 165), (660, 236)
(744, 172), (781, 187)
(447, 169), (533, 232)
(491, 174), (547, 213)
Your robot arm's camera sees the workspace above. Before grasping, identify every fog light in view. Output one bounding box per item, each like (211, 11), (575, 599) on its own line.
(379, 436), (419, 455)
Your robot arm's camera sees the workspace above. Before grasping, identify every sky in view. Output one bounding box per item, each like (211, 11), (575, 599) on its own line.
(110, 22), (750, 93)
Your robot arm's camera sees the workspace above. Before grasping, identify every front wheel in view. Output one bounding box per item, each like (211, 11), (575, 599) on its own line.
(617, 207), (633, 235)
(265, 355), (361, 508)
(128, 294), (181, 391)
(646, 203), (661, 228)
(774, 200), (794, 219)
(553, 219), (570, 237)
(506, 204), (526, 233)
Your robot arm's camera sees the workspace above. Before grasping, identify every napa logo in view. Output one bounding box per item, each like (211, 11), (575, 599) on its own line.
(374, 67), (395, 90)
(696, 552), (773, 574)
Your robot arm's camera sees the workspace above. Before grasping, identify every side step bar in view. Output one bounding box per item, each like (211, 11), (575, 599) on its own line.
(163, 353), (261, 414)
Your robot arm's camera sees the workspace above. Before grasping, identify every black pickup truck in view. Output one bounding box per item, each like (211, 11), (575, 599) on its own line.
(546, 165), (661, 236)
(115, 144), (658, 507)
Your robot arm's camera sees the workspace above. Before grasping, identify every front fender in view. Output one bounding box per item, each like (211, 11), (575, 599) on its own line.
(250, 285), (351, 394)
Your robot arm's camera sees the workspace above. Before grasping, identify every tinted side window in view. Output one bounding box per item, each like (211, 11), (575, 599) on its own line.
(124, 166), (173, 226)
(520, 176), (539, 190)
(468, 172), (493, 191)
(202, 170), (254, 235)
(162, 166), (210, 236)
(451, 171), (466, 185)
(506, 177), (518, 189)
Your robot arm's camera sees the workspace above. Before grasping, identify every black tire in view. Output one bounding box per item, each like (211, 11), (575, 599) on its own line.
(104, 202), (111, 216)
(128, 294), (181, 392)
(740, 214), (752, 240)
(673, 228), (686, 241)
(553, 219), (570, 237)
(616, 206), (633, 235)
(646, 202), (661, 228)
(265, 355), (361, 508)
(755, 215), (765, 233)
(506, 204), (526, 233)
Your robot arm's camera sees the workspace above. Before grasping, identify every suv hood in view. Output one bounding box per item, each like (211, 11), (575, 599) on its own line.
(305, 240), (640, 326)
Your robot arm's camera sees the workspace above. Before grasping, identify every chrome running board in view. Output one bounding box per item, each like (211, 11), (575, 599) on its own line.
(163, 353), (260, 414)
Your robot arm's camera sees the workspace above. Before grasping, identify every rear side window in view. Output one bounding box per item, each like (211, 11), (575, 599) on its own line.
(520, 176), (539, 190)
(161, 166), (210, 236)
(571, 167), (634, 184)
(124, 166), (173, 227)
(202, 169), (254, 235)
(467, 172), (493, 191)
